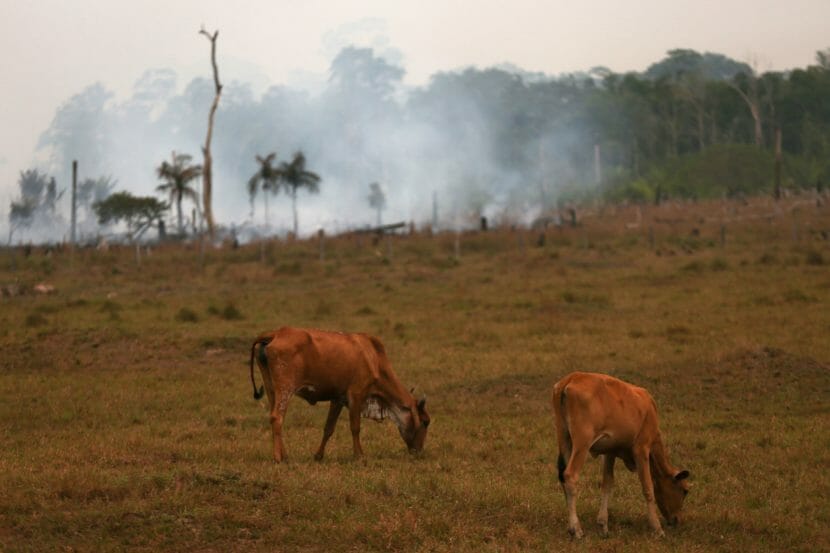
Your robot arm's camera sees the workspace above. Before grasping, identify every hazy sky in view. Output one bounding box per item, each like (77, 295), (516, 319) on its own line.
(1, 0), (828, 229)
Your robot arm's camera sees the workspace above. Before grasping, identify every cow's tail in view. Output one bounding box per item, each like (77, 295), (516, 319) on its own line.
(552, 379), (571, 483)
(250, 332), (275, 400)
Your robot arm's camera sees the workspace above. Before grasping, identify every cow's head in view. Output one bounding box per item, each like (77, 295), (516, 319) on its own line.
(397, 396), (430, 453)
(654, 468), (690, 526)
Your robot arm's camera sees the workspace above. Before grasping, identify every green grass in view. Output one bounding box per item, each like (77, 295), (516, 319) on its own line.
(1, 197), (829, 552)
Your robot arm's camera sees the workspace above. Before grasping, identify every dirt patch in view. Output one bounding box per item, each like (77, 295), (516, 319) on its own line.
(672, 347), (829, 415)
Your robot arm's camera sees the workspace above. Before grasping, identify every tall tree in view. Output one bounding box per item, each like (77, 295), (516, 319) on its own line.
(156, 152), (202, 235)
(247, 153), (281, 227)
(7, 198), (36, 245)
(7, 169), (64, 244)
(93, 191), (167, 242)
(93, 191), (168, 264)
(199, 27), (222, 240)
(816, 48), (830, 70)
(329, 46), (405, 101)
(278, 151), (321, 236)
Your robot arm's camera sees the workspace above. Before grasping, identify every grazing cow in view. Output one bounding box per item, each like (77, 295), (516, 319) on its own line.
(249, 327), (430, 462)
(552, 372), (690, 538)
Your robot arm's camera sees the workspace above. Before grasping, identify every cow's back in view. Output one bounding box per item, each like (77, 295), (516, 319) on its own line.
(268, 327), (382, 391)
(555, 372), (654, 447)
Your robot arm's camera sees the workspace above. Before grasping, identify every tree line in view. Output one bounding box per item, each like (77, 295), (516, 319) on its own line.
(9, 46), (830, 243)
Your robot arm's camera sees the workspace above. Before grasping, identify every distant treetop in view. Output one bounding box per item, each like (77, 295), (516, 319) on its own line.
(645, 49), (752, 81)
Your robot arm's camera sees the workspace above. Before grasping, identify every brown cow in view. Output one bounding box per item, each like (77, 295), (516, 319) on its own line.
(552, 372), (689, 538)
(249, 327), (430, 462)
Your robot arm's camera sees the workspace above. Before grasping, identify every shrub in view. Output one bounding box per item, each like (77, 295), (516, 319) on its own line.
(100, 300), (121, 321)
(175, 308), (199, 323)
(681, 260), (704, 273)
(758, 252), (777, 265)
(806, 250), (824, 266)
(221, 303), (244, 320)
(25, 313), (48, 327)
(710, 257), (729, 271)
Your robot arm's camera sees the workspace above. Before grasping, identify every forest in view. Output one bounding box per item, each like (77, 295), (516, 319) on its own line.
(8, 47), (830, 243)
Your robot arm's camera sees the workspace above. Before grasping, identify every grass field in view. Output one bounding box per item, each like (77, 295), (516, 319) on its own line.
(1, 197), (829, 552)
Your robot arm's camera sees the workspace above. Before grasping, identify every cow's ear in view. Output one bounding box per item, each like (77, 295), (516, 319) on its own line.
(675, 470), (690, 481)
(417, 397), (426, 410)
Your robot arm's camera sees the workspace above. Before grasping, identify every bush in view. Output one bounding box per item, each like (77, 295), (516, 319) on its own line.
(710, 257), (729, 271)
(100, 300), (121, 321)
(175, 308), (199, 323)
(806, 250), (824, 266)
(606, 144), (778, 202)
(25, 313), (48, 327)
(221, 303), (243, 320)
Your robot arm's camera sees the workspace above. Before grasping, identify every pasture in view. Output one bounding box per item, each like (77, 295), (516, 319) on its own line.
(1, 197), (829, 552)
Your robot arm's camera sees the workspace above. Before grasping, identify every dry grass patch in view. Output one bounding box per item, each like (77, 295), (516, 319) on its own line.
(1, 197), (828, 551)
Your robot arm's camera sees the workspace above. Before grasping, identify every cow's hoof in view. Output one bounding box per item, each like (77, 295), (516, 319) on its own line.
(313, 452), (324, 462)
(597, 516), (609, 536)
(568, 526), (584, 539)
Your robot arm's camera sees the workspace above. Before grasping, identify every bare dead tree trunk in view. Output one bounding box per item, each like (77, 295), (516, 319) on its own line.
(729, 78), (763, 147)
(695, 102), (705, 151)
(668, 99), (679, 157)
(774, 127), (782, 200)
(199, 28), (222, 240)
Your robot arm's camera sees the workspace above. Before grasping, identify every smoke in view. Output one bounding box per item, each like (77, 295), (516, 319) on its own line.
(8, 44), (599, 244)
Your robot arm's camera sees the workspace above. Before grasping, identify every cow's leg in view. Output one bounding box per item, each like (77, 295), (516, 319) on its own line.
(597, 454), (615, 535)
(634, 447), (664, 537)
(314, 401), (344, 461)
(561, 445), (589, 539)
(269, 387), (292, 463)
(257, 358), (286, 463)
(347, 392), (365, 460)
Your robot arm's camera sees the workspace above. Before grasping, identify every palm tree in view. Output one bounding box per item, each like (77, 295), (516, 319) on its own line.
(156, 152), (202, 236)
(247, 153), (281, 229)
(278, 151), (321, 236)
